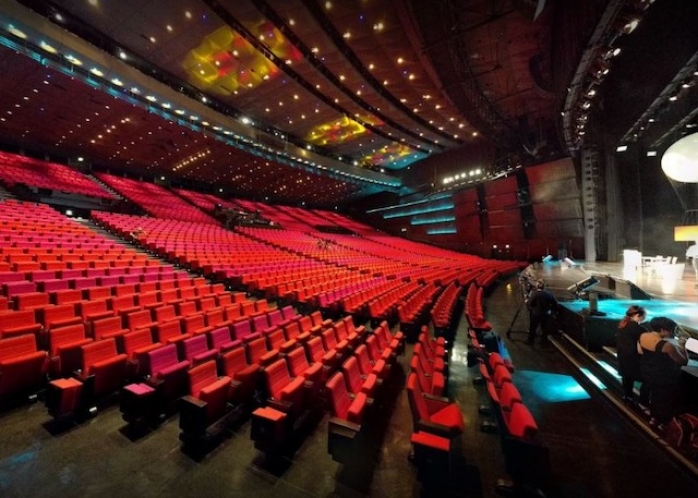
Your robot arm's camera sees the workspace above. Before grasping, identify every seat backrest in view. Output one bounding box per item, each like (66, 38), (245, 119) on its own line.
(216, 293), (232, 307)
(0, 334), (37, 361)
(0, 309), (37, 332)
(220, 346), (249, 377)
(489, 352), (504, 371)
(306, 336), (325, 363)
(333, 321), (348, 341)
(42, 303), (76, 326)
(81, 338), (118, 370)
(52, 288), (83, 305)
(406, 372), (429, 423)
(154, 304), (177, 323)
(240, 301), (256, 316)
(231, 319), (252, 341)
(92, 315), (124, 341)
(298, 316), (313, 333)
(353, 345), (372, 376)
(265, 328), (285, 349)
(267, 310), (283, 328)
(199, 297), (217, 312)
(182, 334), (209, 361)
(321, 328), (338, 351)
(286, 347), (309, 378)
(183, 313), (206, 334)
(493, 364), (512, 388)
(499, 382), (522, 411)
(508, 402), (538, 440)
(155, 320), (182, 342)
(326, 371), (351, 419)
(188, 360), (218, 398)
(310, 311), (323, 327)
(121, 328), (154, 355)
(365, 335), (380, 361)
(264, 358), (291, 399)
(251, 314), (269, 332)
(284, 321), (301, 340)
(281, 305), (297, 321)
(208, 326), (231, 350)
(410, 356), (432, 394)
(341, 356), (363, 394)
(176, 300), (198, 316)
(127, 309), (154, 331)
(255, 299), (268, 314)
(246, 336), (268, 364)
(146, 344), (178, 376)
(48, 324), (87, 356)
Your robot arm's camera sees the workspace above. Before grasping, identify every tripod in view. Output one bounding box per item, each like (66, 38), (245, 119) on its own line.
(506, 273), (532, 338)
(506, 299), (529, 338)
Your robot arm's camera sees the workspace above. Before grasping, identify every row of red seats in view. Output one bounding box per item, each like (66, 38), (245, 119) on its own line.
(0, 151), (113, 200)
(95, 173), (218, 224)
(431, 282), (463, 331)
(120, 309), (330, 431)
(367, 281), (422, 324)
(43, 302), (301, 420)
(340, 279), (408, 316)
(465, 283), (491, 332)
(397, 284), (441, 338)
(475, 349), (550, 493)
(179, 312), (375, 445)
(1, 266), (179, 300)
(406, 326), (463, 486)
(316, 276), (385, 314)
(319, 321), (404, 465)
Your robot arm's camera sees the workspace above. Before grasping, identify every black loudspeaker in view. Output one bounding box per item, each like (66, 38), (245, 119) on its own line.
(613, 279), (652, 300)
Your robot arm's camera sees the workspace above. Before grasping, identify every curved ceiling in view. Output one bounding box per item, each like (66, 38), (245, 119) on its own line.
(6, 0), (694, 206)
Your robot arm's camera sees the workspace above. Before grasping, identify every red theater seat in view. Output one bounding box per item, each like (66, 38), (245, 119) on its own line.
(406, 372), (464, 439)
(219, 345), (259, 405)
(47, 324), (93, 378)
(77, 338), (128, 396)
(180, 360), (231, 435)
(0, 334), (48, 398)
(263, 358), (306, 417)
(326, 371), (367, 425)
(0, 309), (43, 339)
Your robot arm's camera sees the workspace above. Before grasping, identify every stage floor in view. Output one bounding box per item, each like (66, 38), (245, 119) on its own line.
(525, 259), (698, 333)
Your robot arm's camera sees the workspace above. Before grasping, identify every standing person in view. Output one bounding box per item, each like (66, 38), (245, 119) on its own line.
(616, 305), (649, 405)
(639, 317), (688, 430)
(686, 241), (698, 287)
(526, 279), (558, 345)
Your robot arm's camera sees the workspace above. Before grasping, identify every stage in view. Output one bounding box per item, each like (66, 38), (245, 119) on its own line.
(524, 259), (698, 348)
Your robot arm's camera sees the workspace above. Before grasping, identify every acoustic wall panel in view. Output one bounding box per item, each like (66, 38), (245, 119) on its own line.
(488, 209), (522, 227)
(525, 158), (576, 184)
(532, 200), (583, 221)
(484, 175), (518, 196)
(486, 192), (518, 210)
(529, 178), (580, 203)
(535, 219), (584, 238)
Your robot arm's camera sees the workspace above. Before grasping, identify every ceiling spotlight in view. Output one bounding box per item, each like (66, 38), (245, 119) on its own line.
(616, 145), (628, 152)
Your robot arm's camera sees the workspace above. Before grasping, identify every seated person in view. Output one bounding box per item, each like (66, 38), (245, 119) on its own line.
(129, 227), (147, 243)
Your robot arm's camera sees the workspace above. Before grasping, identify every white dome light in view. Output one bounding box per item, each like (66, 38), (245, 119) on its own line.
(661, 133), (698, 183)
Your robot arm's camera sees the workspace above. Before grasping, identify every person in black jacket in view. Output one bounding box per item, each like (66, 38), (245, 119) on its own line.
(526, 279), (558, 345)
(639, 317), (688, 429)
(616, 305), (648, 404)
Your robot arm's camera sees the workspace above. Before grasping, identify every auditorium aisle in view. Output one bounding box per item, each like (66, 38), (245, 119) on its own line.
(484, 275), (698, 497)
